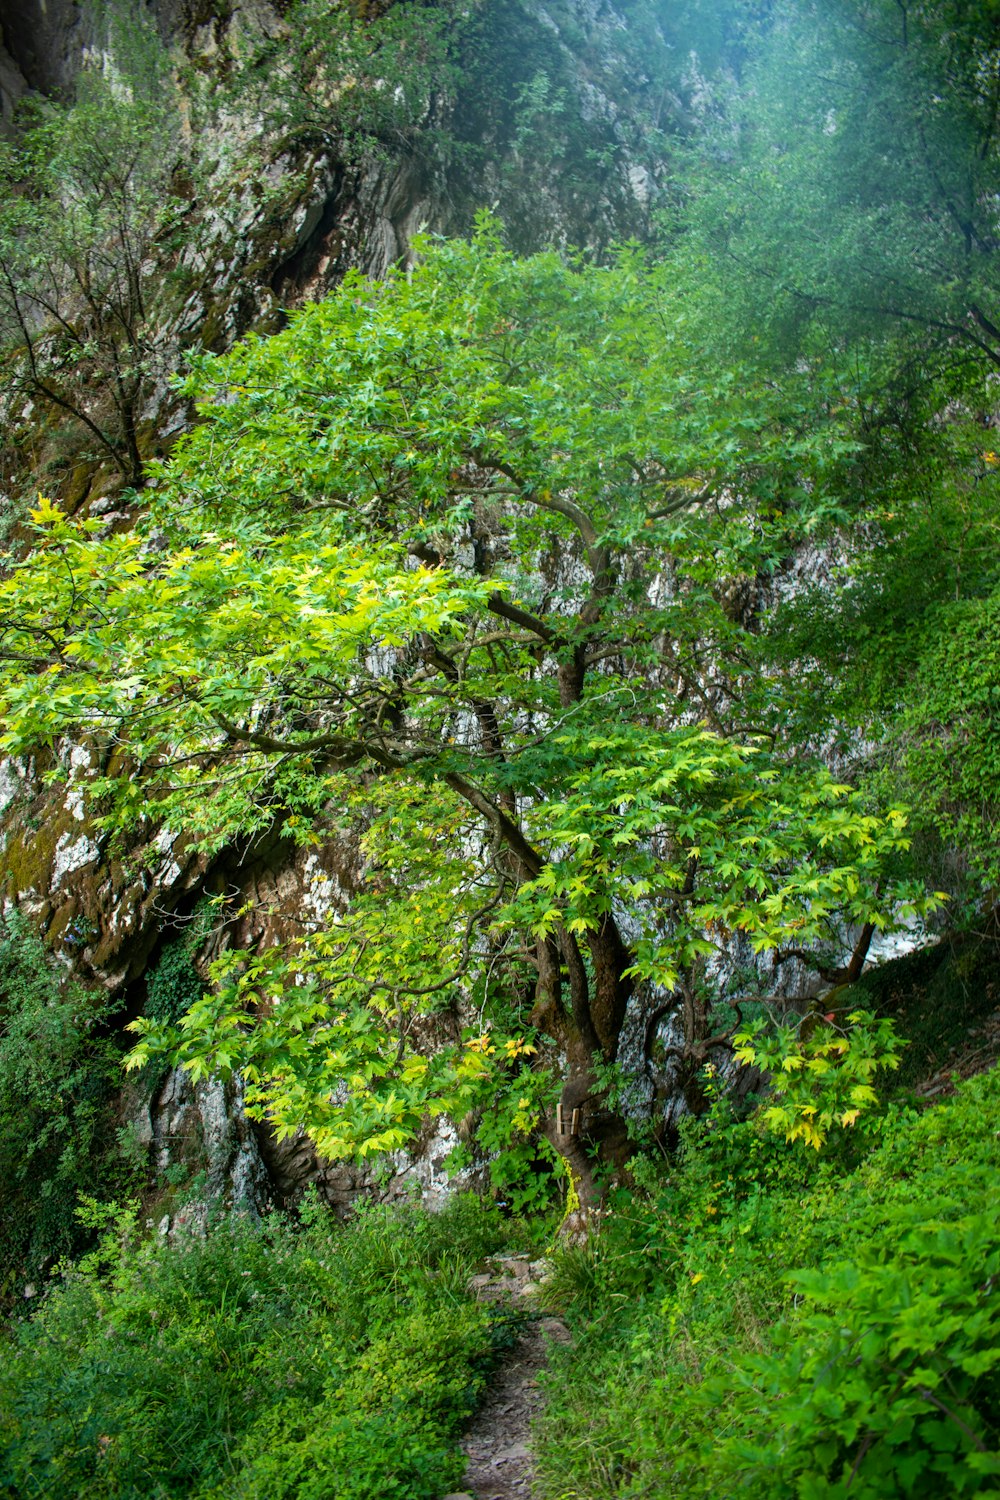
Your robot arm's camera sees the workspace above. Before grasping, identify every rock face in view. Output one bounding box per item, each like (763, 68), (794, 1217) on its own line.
(137, 1066), (271, 1217)
(0, 0), (97, 99)
(0, 0), (698, 1212)
(0, 1), (218, 97)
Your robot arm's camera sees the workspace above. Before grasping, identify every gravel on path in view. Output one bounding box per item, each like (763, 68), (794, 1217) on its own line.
(449, 1255), (570, 1500)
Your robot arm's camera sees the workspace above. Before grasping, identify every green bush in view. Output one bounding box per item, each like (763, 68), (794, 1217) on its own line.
(0, 1194), (515, 1498)
(534, 1066), (1000, 1498)
(205, 1410), (463, 1500)
(0, 913), (139, 1303)
(714, 1216), (1000, 1497)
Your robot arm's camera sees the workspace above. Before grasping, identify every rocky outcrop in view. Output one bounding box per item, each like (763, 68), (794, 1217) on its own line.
(0, 0), (224, 97)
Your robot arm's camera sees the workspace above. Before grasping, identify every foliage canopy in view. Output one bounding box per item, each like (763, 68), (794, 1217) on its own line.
(0, 224), (935, 1194)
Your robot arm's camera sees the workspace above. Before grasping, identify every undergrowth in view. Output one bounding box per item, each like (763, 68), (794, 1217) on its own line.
(4, 917), (998, 1500)
(0, 912), (141, 1307)
(0, 1193), (519, 1499)
(534, 1066), (1000, 1497)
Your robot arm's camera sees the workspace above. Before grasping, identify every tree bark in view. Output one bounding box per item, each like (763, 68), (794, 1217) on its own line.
(535, 928), (634, 1210)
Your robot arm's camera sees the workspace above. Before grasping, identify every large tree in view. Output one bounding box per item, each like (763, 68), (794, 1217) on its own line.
(0, 228), (930, 1200)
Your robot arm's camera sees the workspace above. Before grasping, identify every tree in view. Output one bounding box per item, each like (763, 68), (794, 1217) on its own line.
(0, 56), (181, 489)
(671, 0), (1000, 917)
(0, 227), (933, 1201)
(694, 0), (1000, 371)
(226, 0), (462, 161)
(752, 398), (1000, 909)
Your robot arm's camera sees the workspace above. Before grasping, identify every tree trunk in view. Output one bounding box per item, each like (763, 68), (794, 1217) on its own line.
(543, 1051), (634, 1211)
(539, 960), (632, 1206)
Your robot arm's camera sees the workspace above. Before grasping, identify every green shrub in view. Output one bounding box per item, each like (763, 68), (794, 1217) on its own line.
(534, 1066), (1000, 1499)
(711, 1214), (1000, 1497)
(205, 1411), (464, 1500)
(0, 913), (139, 1303)
(898, 586), (1000, 889)
(0, 1194), (515, 1498)
(341, 1303), (490, 1427)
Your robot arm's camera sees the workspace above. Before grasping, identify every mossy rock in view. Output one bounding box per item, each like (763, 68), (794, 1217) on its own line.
(2, 812), (70, 897)
(199, 298), (232, 352)
(60, 459), (100, 513)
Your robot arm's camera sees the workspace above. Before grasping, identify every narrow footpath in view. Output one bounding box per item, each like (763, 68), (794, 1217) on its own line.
(446, 1255), (570, 1500)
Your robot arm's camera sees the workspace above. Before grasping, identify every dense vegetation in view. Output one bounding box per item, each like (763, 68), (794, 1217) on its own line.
(535, 1063), (1000, 1498)
(2, 1050), (998, 1498)
(694, 0), (1000, 903)
(0, 1193), (521, 1498)
(0, 914), (139, 1305)
(1, 0), (1000, 1494)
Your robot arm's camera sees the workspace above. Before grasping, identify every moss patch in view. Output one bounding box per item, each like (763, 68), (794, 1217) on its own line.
(1, 812), (68, 898)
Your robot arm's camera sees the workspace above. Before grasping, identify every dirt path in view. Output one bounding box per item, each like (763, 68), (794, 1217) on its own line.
(445, 1256), (570, 1500)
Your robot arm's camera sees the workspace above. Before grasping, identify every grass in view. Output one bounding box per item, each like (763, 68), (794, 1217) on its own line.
(0, 1192), (523, 1499)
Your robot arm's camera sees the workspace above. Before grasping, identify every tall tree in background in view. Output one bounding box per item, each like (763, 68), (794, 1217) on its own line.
(0, 39), (180, 488)
(680, 0), (1000, 908)
(698, 0), (1000, 365)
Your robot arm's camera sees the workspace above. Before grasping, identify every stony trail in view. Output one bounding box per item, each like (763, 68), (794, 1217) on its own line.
(446, 1255), (570, 1500)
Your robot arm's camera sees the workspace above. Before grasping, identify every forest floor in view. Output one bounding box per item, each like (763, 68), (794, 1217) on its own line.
(451, 1255), (570, 1500)
(914, 1004), (1000, 1099)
